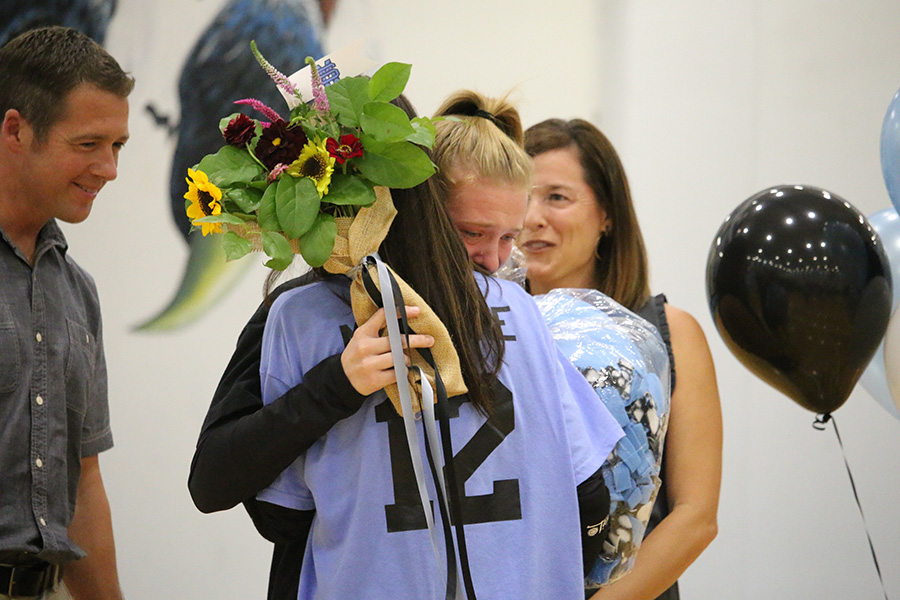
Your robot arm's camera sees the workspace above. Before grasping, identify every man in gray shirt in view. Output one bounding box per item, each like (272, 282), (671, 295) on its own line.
(0, 27), (132, 600)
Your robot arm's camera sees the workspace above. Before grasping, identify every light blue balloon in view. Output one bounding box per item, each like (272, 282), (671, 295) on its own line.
(881, 88), (900, 213)
(869, 207), (900, 314)
(858, 207), (900, 420)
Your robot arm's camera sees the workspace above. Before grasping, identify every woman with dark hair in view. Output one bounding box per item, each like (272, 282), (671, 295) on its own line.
(519, 118), (722, 600)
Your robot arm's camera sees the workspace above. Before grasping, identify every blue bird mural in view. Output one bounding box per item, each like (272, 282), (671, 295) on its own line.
(0, 0), (117, 46)
(136, 0), (329, 330)
(0, 0), (332, 331)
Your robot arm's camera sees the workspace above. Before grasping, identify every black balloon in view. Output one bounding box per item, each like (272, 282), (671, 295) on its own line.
(706, 185), (893, 414)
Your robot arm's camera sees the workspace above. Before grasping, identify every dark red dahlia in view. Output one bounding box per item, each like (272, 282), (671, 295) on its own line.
(326, 134), (364, 165)
(255, 119), (308, 170)
(222, 113), (256, 148)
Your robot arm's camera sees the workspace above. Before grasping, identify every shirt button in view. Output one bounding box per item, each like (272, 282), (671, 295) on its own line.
(35, 332), (42, 342)
(85, 334), (90, 343)
(36, 396), (44, 406)
(35, 458), (43, 468)
(39, 518), (46, 526)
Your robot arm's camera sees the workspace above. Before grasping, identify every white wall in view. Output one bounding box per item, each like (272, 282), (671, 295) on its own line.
(600, 3), (900, 599)
(55, 1), (900, 598)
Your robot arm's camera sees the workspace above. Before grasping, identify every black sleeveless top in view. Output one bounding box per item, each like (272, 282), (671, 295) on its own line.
(635, 294), (680, 600)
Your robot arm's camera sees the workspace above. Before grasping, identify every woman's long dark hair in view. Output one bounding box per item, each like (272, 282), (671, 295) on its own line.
(379, 178), (504, 415)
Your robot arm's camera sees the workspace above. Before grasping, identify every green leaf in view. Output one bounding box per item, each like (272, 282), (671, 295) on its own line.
(325, 76), (370, 128)
(288, 101), (312, 122)
(368, 62), (411, 102)
(324, 174), (376, 206)
(257, 182), (280, 231)
(275, 176), (320, 239)
(247, 121), (264, 155)
(192, 213), (246, 225)
(197, 145), (265, 188)
(360, 102), (416, 143)
(298, 213), (338, 268)
(407, 117), (436, 148)
(222, 232), (252, 261)
(226, 185), (264, 212)
(261, 231), (294, 271)
(219, 113), (242, 133)
(355, 137), (436, 188)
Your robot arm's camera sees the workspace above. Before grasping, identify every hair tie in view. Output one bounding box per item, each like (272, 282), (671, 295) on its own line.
(470, 109), (514, 140)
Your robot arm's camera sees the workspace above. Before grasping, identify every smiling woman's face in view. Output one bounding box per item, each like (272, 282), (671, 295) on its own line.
(519, 146), (611, 294)
(445, 175), (528, 273)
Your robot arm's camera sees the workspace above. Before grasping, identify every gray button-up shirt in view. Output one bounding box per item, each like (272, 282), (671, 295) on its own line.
(0, 219), (112, 565)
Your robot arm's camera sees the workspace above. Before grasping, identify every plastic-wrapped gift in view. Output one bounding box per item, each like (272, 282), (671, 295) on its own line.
(533, 288), (671, 588)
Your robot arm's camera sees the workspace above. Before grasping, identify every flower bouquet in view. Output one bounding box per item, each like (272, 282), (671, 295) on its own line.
(184, 42), (438, 270)
(185, 44), (468, 416)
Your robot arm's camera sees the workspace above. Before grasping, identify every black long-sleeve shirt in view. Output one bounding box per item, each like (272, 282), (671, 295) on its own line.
(188, 274), (366, 512)
(188, 274), (368, 599)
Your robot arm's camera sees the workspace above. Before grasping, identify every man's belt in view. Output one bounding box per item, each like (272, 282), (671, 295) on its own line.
(0, 561), (61, 598)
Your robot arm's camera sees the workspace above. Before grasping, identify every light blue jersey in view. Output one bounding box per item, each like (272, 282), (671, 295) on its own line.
(258, 275), (622, 600)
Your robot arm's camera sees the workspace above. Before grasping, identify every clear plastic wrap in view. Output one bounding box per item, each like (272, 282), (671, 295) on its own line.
(534, 286), (671, 588)
(535, 289), (670, 588)
(495, 245), (528, 286)
(498, 246), (671, 585)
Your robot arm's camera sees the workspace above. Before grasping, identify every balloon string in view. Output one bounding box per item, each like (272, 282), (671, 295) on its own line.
(813, 413), (889, 600)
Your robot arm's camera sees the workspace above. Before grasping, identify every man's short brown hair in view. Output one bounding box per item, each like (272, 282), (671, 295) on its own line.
(0, 26), (134, 141)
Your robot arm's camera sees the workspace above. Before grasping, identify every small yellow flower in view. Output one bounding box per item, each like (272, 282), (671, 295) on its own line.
(287, 139), (335, 197)
(184, 168), (224, 236)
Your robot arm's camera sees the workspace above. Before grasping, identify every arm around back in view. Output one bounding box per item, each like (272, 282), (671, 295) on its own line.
(188, 275), (368, 514)
(187, 279), (434, 513)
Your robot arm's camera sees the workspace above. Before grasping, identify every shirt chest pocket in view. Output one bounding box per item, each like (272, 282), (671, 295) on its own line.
(0, 303), (21, 393)
(65, 318), (95, 416)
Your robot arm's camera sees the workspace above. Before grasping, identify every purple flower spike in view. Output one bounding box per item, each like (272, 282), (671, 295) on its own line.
(234, 98), (282, 124)
(306, 57), (330, 114)
(251, 40), (302, 100)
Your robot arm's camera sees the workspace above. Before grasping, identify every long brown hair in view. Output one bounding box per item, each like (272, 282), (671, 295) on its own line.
(524, 119), (650, 311)
(379, 178), (504, 415)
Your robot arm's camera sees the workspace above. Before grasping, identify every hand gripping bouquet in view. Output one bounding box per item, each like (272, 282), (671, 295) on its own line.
(184, 43), (466, 415)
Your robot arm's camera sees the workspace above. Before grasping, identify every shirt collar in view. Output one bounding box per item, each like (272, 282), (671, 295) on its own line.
(0, 218), (69, 263)
(36, 219), (69, 255)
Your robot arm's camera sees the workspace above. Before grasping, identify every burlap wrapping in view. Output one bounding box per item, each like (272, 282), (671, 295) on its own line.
(316, 186), (467, 415)
(223, 223), (299, 253)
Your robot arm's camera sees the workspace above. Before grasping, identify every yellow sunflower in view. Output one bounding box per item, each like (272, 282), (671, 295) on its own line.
(184, 168), (224, 236)
(287, 139), (335, 197)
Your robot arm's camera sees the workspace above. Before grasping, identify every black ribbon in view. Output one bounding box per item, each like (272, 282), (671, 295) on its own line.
(813, 413), (889, 600)
(360, 258), (476, 600)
